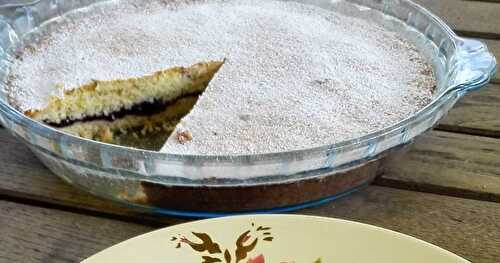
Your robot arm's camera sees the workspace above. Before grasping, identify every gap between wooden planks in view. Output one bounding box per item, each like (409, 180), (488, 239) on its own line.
(1, 186), (500, 263)
(436, 83), (500, 137)
(376, 130), (500, 201)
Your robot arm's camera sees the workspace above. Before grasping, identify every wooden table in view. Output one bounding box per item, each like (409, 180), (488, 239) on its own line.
(1, 1), (500, 262)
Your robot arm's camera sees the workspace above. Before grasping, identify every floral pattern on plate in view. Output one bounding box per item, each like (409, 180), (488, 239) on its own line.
(171, 222), (320, 263)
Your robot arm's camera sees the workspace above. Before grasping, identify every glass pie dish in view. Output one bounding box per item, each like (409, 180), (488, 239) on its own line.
(0, 0), (496, 217)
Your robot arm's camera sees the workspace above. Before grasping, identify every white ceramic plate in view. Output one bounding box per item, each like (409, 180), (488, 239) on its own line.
(82, 215), (469, 263)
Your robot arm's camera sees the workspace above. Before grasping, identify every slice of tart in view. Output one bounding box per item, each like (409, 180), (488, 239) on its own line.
(25, 61), (224, 144)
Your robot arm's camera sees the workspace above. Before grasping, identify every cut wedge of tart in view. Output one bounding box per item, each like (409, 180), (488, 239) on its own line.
(25, 61), (224, 145)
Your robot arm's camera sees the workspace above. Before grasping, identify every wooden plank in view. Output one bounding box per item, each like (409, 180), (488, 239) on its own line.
(378, 130), (500, 201)
(415, 0), (500, 37)
(0, 200), (153, 263)
(2, 186), (500, 262)
(437, 83), (500, 136)
(0, 129), (183, 226)
(300, 186), (500, 263)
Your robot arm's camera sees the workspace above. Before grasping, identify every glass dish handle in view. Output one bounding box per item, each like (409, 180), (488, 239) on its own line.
(448, 37), (497, 94)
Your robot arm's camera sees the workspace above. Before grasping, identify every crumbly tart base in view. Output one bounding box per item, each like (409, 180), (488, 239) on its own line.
(59, 96), (198, 144)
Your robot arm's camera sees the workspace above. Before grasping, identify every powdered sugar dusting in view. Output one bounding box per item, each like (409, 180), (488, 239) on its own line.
(7, 0), (435, 155)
